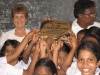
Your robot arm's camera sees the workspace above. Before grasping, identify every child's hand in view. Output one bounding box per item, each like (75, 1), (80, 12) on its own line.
(51, 40), (63, 52)
(35, 40), (40, 53)
(26, 29), (39, 40)
(31, 31), (40, 43)
(39, 38), (47, 52)
(45, 37), (54, 50)
(66, 31), (78, 49)
(39, 38), (47, 58)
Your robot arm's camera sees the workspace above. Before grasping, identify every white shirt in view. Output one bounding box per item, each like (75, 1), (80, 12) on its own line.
(0, 56), (29, 70)
(0, 56), (7, 64)
(0, 64), (23, 75)
(0, 56), (23, 75)
(15, 60), (29, 70)
(0, 28), (30, 49)
(72, 19), (100, 36)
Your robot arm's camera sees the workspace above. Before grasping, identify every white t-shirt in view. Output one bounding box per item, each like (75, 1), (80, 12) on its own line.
(0, 56), (29, 70)
(0, 28), (30, 49)
(0, 56), (7, 64)
(0, 64), (23, 75)
(72, 19), (100, 36)
(0, 56), (23, 75)
(15, 60), (29, 70)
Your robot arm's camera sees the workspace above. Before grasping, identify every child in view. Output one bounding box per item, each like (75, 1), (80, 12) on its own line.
(22, 31), (40, 64)
(88, 26), (100, 42)
(76, 41), (100, 75)
(62, 40), (100, 75)
(81, 34), (100, 46)
(0, 29), (40, 75)
(33, 58), (57, 75)
(0, 29), (40, 69)
(52, 41), (70, 75)
(58, 43), (70, 69)
(23, 36), (54, 65)
(51, 31), (77, 75)
(0, 39), (25, 68)
(61, 31), (78, 75)
(77, 29), (88, 45)
(0, 39), (20, 57)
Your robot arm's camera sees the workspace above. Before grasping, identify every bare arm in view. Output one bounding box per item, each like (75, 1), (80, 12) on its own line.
(52, 41), (63, 68)
(45, 38), (54, 60)
(39, 38), (47, 59)
(62, 31), (77, 72)
(6, 29), (39, 63)
(23, 40), (40, 75)
(23, 32), (40, 64)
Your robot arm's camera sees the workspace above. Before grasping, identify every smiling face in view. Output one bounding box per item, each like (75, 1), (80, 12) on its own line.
(34, 66), (53, 75)
(77, 49), (99, 75)
(12, 13), (27, 29)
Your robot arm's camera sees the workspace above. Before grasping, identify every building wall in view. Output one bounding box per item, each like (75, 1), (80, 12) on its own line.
(0, 0), (100, 35)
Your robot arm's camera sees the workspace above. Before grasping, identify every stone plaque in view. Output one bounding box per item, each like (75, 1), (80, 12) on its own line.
(40, 20), (71, 40)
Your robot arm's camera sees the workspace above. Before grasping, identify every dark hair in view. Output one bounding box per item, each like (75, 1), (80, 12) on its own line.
(59, 43), (70, 53)
(0, 39), (23, 61)
(74, 0), (95, 18)
(76, 41), (100, 62)
(11, 4), (28, 19)
(88, 26), (99, 34)
(89, 26), (100, 39)
(34, 58), (57, 75)
(77, 29), (88, 36)
(81, 34), (100, 45)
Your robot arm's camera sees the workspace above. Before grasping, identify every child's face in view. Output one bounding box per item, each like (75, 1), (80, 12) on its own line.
(77, 49), (99, 75)
(77, 33), (84, 45)
(34, 66), (52, 75)
(4, 45), (15, 56)
(58, 51), (68, 67)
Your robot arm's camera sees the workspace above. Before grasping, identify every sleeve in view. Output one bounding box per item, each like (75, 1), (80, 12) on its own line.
(7, 64), (23, 75)
(0, 64), (23, 75)
(0, 56), (7, 64)
(66, 67), (81, 75)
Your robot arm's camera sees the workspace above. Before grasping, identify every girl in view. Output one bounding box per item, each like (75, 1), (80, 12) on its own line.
(76, 41), (100, 75)
(0, 39), (28, 69)
(58, 43), (70, 69)
(0, 29), (40, 75)
(52, 31), (77, 75)
(34, 58), (57, 75)
(0, 39), (20, 57)
(81, 34), (100, 46)
(0, 29), (40, 69)
(77, 29), (88, 45)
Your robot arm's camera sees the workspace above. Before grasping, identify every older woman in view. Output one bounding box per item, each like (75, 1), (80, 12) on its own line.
(0, 4), (30, 49)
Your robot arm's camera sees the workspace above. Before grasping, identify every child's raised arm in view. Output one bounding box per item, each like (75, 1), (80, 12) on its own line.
(6, 29), (39, 63)
(45, 37), (54, 60)
(39, 38), (47, 59)
(62, 31), (78, 72)
(23, 40), (40, 75)
(52, 40), (63, 68)
(23, 31), (40, 64)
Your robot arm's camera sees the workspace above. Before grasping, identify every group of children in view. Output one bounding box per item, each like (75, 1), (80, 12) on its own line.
(0, 26), (100, 75)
